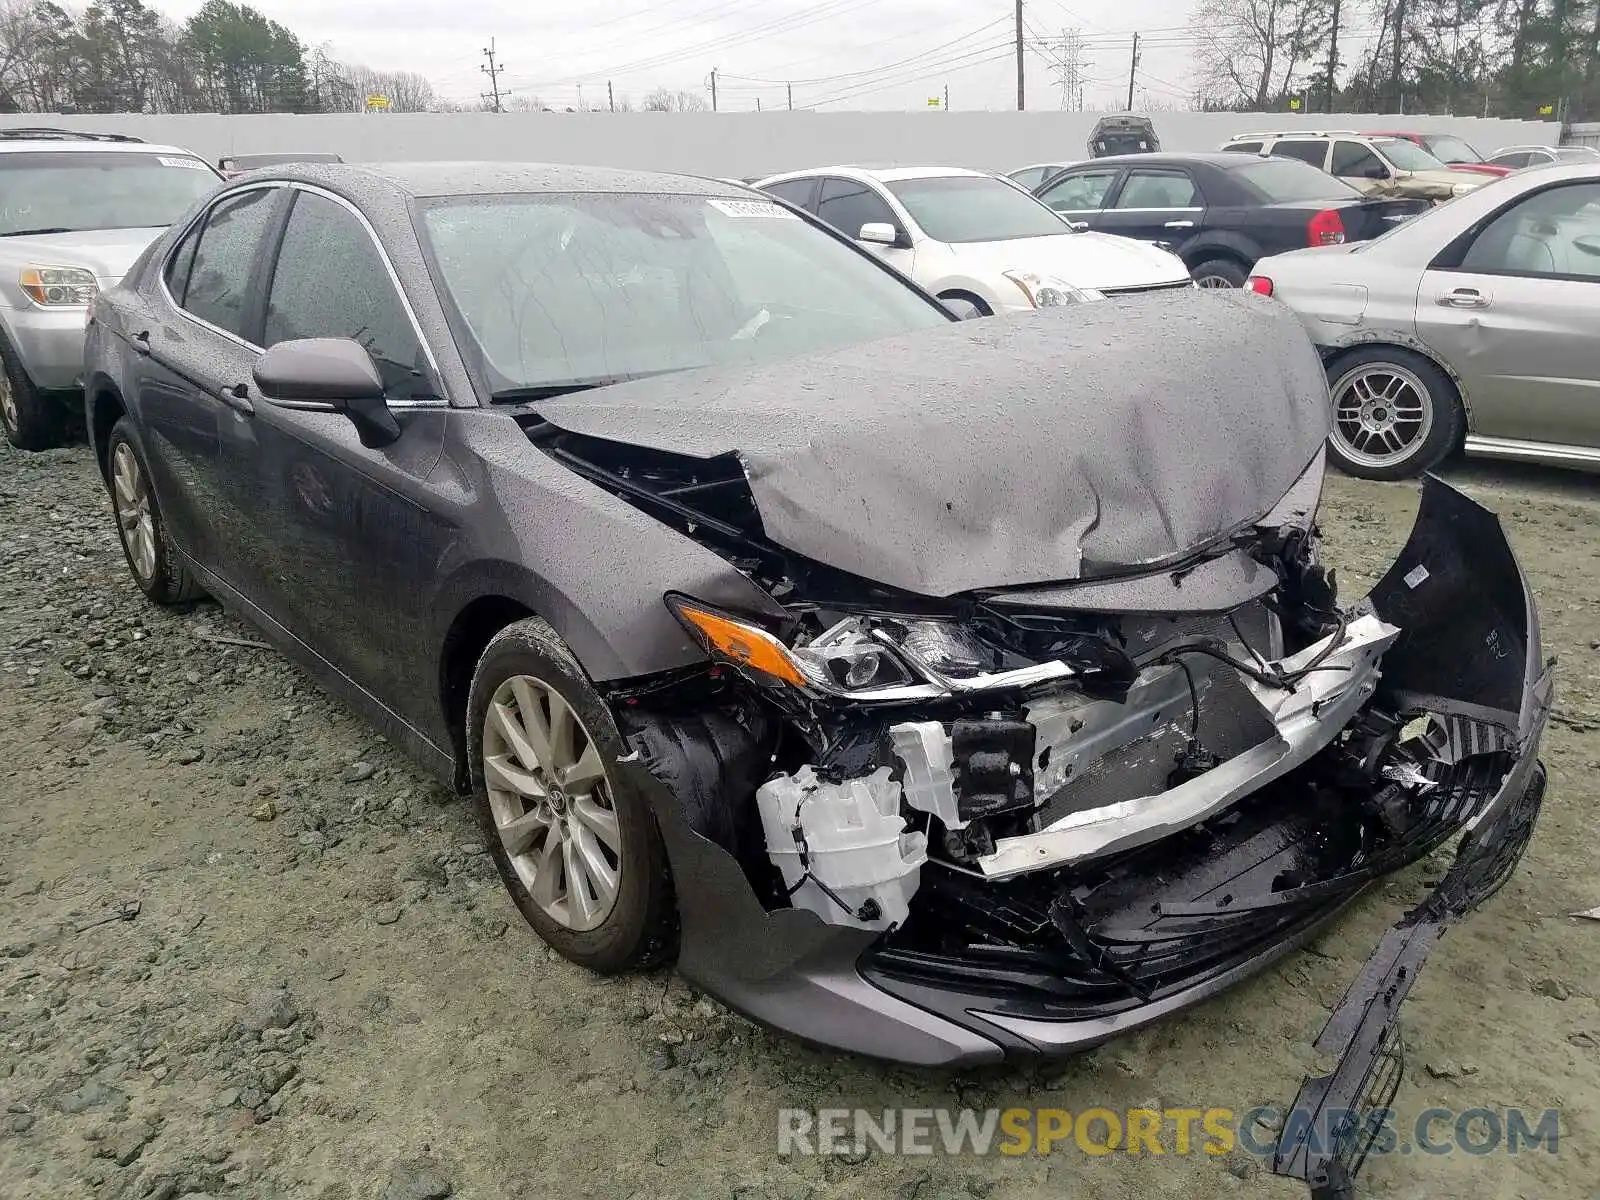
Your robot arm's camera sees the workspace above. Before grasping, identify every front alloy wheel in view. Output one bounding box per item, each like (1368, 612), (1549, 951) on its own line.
(481, 674), (621, 932)
(466, 616), (677, 973)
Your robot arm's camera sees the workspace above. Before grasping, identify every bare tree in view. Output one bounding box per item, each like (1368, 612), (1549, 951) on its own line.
(1190, 0), (1330, 109)
(641, 86), (707, 111)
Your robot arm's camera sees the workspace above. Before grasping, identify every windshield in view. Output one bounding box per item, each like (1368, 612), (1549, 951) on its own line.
(0, 151), (218, 235)
(885, 175), (1069, 243)
(419, 192), (950, 394)
(1375, 138), (1449, 172)
(1423, 135), (1483, 165)
(1231, 158), (1359, 202)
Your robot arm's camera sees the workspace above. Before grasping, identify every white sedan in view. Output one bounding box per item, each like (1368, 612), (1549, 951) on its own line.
(753, 165), (1192, 313)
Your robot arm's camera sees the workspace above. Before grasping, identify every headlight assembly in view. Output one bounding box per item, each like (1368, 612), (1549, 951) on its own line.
(666, 596), (1077, 702)
(20, 265), (97, 307)
(1003, 269), (1104, 308)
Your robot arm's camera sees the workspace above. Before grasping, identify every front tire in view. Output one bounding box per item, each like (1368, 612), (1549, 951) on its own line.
(104, 418), (207, 604)
(1325, 347), (1462, 481)
(467, 617), (677, 973)
(1190, 257), (1247, 288)
(0, 327), (65, 450)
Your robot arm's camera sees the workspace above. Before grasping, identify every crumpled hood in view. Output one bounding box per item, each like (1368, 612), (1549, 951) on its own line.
(940, 231), (1190, 290)
(533, 290), (1331, 597)
(0, 227), (167, 288)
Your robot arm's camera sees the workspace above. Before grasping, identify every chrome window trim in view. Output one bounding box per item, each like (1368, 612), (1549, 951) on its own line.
(158, 179), (448, 410)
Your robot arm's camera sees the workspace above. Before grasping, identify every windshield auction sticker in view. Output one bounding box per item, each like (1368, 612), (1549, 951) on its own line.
(707, 198), (799, 219)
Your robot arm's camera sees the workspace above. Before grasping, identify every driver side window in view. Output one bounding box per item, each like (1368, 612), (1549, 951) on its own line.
(1332, 141), (1388, 180)
(815, 177), (900, 242)
(1458, 182), (1600, 280)
(1039, 170), (1117, 212)
(264, 191), (428, 400)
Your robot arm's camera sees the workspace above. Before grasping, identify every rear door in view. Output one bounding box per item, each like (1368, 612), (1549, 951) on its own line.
(216, 185), (454, 720)
(133, 185), (285, 580)
(1417, 177), (1600, 449)
(1034, 166), (1123, 226)
(1092, 166), (1205, 250)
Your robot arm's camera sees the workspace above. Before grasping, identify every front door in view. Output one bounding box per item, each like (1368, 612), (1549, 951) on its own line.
(216, 186), (455, 729)
(1035, 166), (1122, 228)
(133, 186), (284, 578)
(815, 176), (916, 273)
(1417, 177), (1600, 448)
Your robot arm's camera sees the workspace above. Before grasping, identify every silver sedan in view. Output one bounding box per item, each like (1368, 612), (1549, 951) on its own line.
(1246, 160), (1600, 479)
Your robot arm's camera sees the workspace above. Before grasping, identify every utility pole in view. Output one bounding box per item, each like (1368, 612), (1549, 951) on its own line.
(756, 97), (762, 112)
(1052, 28), (1085, 111)
(1126, 31), (1140, 111)
(944, 82), (949, 111)
(1015, 0), (1025, 110)
(787, 82), (793, 110)
(608, 80), (615, 112)
(1325, 0), (1340, 113)
(480, 38), (504, 113)
(1388, 0), (1405, 112)
(709, 67), (718, 111)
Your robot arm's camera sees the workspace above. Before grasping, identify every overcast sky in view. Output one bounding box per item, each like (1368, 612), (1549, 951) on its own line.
(165, 0), (1219, 112)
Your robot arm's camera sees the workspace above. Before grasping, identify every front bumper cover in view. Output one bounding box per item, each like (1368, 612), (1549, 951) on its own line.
(623, 477), (1552, 1185)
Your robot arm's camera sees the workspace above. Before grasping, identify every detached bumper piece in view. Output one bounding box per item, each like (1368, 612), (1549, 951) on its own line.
(1267, 477), (1553, 1200)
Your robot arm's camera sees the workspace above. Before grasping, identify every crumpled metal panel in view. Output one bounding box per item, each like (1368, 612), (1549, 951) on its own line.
(533, 289), (1330, 596)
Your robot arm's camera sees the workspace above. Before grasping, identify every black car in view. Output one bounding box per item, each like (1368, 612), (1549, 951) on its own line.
(79, 162), (1549, 1199)
(1034, 152), (1429, 288)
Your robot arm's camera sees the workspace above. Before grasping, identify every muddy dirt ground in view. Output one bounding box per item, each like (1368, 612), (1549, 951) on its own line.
(1, 439), (1598, 1200)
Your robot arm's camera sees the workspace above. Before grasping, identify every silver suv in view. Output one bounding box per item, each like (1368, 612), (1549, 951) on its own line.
(0, 128), (220, 449)
(1222, 130), (1484, 203)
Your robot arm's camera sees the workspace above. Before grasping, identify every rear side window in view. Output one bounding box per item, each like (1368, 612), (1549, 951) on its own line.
(1224, 141), (1263, 154)
(1489, 152), (1531, 169)
(264, 191), (426, 398)
(1269, 140), (1329, 168)
(181, 188), (278, 338)
(761, 178), (818, 210)
(1116, 170), (1199, 208)
(163, 221), (202, 302)
(1229, 158), (1359, 203)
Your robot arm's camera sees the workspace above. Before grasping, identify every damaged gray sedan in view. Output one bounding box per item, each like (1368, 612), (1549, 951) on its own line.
(84, 164), (1550, 1200)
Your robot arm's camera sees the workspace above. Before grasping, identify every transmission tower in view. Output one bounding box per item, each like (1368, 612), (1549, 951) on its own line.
(1049, 28), (1086, 111)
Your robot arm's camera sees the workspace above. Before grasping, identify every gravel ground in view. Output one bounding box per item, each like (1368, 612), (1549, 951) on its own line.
(2, 439), (1598, 1200)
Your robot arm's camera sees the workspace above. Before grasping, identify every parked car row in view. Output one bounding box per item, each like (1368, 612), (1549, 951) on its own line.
(0, 131), (1558, 1200)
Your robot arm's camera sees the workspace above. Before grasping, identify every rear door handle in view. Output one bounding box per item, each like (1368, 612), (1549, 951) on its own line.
(1163, 219), (1195, 229)
(1439, 288), (1490, 309)
(215, 382), (255, 416)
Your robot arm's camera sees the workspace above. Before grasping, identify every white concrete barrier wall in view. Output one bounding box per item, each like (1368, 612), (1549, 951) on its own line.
(2, 111), (1558, 177)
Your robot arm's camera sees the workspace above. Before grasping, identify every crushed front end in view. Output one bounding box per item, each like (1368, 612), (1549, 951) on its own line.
(534, 402), (1549, 1193)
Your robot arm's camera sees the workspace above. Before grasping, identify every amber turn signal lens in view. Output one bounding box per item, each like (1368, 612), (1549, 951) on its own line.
(670, 601), (808, 688)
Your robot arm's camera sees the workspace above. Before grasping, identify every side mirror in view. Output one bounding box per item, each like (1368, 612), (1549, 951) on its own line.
(857, 222), (900, 246)
(940, 297), (983, 320)
(253, 337), (400, 446)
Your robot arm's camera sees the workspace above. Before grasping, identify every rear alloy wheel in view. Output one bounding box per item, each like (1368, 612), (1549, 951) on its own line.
(1326, 347), (1461, 480)
(467, 617), (677, 973)
(1190, 257), (1247, 288)
(104, 418), (206, 604)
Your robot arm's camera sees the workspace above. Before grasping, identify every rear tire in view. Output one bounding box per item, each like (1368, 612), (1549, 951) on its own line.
(1190, 257), (1248, 288)
(467, 617), (678, 974)
(1325, 346), (1462, 481)
(0, 327), (65, 450)
(104, 417), (207, 604)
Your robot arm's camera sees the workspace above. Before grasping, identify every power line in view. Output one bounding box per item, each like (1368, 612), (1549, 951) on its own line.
(802, 42), (1016, 109)
(717, 17), (1008, 87)
(480, 38), (505, 112)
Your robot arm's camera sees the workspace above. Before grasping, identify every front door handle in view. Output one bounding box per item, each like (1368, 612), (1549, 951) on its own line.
(215, 382), (255, 416)
(1439, 288), (1490, 309)
(1163, 219), (1195, 229)
(131, 330), (151, 356)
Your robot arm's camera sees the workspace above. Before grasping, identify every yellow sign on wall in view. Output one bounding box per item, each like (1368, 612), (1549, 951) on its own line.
(366, 95), (390, 111)
(1288, 97), (1301, 110)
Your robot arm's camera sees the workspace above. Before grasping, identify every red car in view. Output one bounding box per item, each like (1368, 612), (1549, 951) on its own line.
(1365, 131), (1511, 177)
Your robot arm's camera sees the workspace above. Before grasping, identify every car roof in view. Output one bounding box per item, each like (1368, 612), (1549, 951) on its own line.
(1051, 152), (1258, 169)
(0, 137), (202, 157)
(243, 161), (753, 199)
(759, 165), (990, 185)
